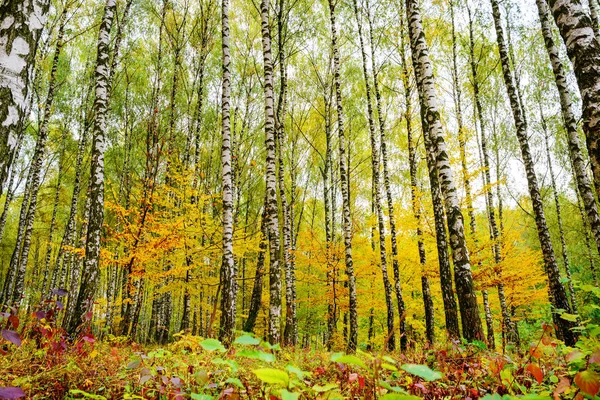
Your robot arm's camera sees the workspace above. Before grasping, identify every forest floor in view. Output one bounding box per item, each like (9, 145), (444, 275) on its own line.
(0, 317), (595, 400)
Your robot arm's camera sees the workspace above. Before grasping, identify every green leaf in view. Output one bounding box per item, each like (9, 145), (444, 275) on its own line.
(225, 378), (244, 389)
(312, 383), (338, 392)
(378, 394), (421, 400)
(234, 335), (261, 346)
(212, 358), (239, 373)
(68, 390), (108, 399)
(191, 395), (214, 400)
(330, 354), (367, 369)
(199, 339), (226, 352)
(261, 342), (281, 350)
(280, 389), (300, 400)
(560, 313), (579, 322)
(253, 368), (289, 386)
(286, 364), (309, 379)
(378, 380), (404, 393)
(237, 349), (276, 362)
(381, 363), (398, 371)
(400, 364), (443, 381)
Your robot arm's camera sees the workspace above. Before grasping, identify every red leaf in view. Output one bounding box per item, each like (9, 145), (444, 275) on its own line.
(574, 370), (600, 396)
(566, 350), (585, 363)
(7, 315), (18, 329)
(358, 376), (365, 389)
(1, 330), (21, 347)
(590, 349), (600, 365)
(85, 311), (93, 321)
(526, 363), (543, 384)
(348, 373), (358, 383)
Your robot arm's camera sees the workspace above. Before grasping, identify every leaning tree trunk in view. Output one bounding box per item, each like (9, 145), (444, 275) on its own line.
(219, 0), (237, 346)
(546, 0), (600, 207)
(352, 0), (395, 351)
(490, 0), (577, 346)
(328, 0), (358, 352)
(535, 0), (600, 261)
(400, 0), (449, 342)
(406, 0), (483, 341)
(0, 0), (50, 196)
(66, 0), (117, 336)
(540, 108), (577, 313)
(258, 0), (282, 345)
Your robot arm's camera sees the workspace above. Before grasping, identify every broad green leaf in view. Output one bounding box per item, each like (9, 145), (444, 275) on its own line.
(191, 395), (214, 400)
(234, 335), (261, 346)
(331, 354), (367, 369)
(280, 389), (300, 400)
(560, 313), (578, 322)
(126, 359), (141, 369)
(225, 378), (244, 388)
(286, 364), (309, 379)
(378, 380), (404, 393)
(381, 362), (398, 371)
(312, 383), (338, 392)
(68, 389), (108, 399)
(400, 364), (443, 381)
(253, 368), (289, 386)
(237, 349), (276, 362)
(199, 339), (226, 352)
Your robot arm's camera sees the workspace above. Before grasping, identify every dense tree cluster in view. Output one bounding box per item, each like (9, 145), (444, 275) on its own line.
(1, 0), (599, 351)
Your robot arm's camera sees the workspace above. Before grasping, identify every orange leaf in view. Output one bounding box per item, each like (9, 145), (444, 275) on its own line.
(566, 350), (585, 363)
(526, 363), (543, 384)
(574, 370), (600, 396)
(530, 345), (543, 360)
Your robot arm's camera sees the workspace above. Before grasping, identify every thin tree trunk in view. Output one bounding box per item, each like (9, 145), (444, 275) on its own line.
(66, 0), (117, 336)
(328, 0), (358, 352)
(406, 0), (483, 341)
(540, 108), (577, 313)
(219, 0), (237, 346)
(244, 206), (268, 333)
(491, 0), (576, 345)
(352, 0), (395, 351)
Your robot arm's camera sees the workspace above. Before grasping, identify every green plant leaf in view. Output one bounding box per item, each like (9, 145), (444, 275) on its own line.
(68, 389), (108, 399)
(234, 335), (261, 346)
(225, 378), (244, 389)
(378, 394), (421, 400)
(331, 354), (367, 369)
(560, 313), (578, 322)
(286, 365), (309, 379)
(280, 389), (300, 400)
(253, 368), (289, 386)
(237, 349), (276, 362)
(199, 339), (226, 352)
(191, 395), (214, 400)
(312, 383), (338, 392)
(400, 364), (443, 381)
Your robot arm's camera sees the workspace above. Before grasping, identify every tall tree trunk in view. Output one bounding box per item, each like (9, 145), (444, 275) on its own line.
(0, 0), (50, 195)
(328, 0), (358, 352)
(406, 0), (483, 341)
(219, 0), (237, 346)
(66, 0), (117, 336)
(540, 107), (577, 313)
(536, 0), (600, 260)
(4, 6), (68, 306)
(365, 0), (406, 351)
(258, 0), (281, 345)
(244, 205), (268, 333)
(546, 0), (600, 206)
(588, 0), (600, 41)
(490, 0), (576, 345)
(352, 0), (395, 351)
